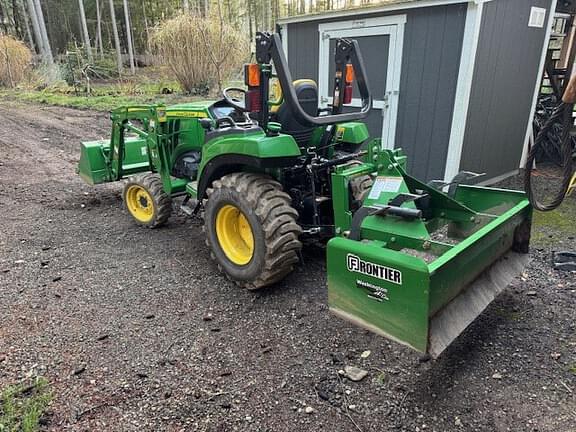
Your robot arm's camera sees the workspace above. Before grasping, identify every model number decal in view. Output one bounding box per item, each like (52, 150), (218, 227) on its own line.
(346, 254), (402, 285)
(356, 279), (389, 302)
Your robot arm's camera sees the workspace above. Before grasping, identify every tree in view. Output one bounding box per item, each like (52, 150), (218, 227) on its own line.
(32, 0), (52, 63)
(122, 0), (135, 74)
(78, 0), (93, 62)
(17, 0), (36, 53)
(25, 0), (45, 61)
(109, 0), (122, 74)
(95, 0), (103, 58)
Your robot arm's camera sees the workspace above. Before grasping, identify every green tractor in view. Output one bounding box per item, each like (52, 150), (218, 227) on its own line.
(78, 32), (532, 357)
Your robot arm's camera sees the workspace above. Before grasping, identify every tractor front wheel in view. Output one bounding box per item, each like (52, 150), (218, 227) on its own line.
(123, 174), (172, 228)
(203, 173), (302, 290)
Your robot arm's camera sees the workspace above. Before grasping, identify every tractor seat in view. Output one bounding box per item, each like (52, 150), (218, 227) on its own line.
(272, 79), (318, 147)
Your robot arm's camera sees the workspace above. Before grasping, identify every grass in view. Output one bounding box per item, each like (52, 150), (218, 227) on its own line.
(0, 377), (52, 432)
(0, 88), (194, 112)
(531, 196), (576, 247)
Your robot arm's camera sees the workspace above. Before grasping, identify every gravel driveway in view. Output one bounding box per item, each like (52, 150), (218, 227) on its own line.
(0, 102), (574, 431)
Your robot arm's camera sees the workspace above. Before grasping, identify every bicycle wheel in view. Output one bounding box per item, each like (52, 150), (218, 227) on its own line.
(525, 102), (574, 211)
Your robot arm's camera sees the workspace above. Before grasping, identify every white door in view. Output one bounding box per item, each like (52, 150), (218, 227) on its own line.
(318, 16), (405, 149)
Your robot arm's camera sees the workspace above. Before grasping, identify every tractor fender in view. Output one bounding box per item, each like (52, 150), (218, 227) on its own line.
(196, 154), (299, 201)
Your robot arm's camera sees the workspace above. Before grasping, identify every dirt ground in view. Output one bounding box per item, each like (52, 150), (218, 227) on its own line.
(0, 102), (575, 432)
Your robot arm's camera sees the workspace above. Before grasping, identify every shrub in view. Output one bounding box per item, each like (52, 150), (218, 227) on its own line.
(150, 13), (249, 95)
(0, 35), (32, 87)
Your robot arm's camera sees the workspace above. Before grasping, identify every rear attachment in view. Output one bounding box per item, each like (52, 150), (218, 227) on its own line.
(328, 147), (532, 357)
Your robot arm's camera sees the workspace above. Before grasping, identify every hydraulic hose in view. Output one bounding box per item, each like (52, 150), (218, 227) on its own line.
(524, 75), (576, 211)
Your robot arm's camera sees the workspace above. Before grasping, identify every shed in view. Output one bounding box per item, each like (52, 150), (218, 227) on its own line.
(277, 0), (557, 183)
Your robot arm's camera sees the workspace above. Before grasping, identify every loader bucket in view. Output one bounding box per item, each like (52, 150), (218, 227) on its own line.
(327, 149), (532, 357)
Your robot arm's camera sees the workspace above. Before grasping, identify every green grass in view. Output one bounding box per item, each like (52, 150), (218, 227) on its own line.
(568, 364), (576, 376)
(0, 89), (195, 112)
(531, 196), (576, 247)
(0, 377), (52, 432)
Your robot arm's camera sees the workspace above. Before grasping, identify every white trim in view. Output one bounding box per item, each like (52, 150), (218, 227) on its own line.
(520, 0), (558, 169)
(278, 0), (493, 25)
(443, 1), (485, 182)
(279, 23), (288, 61)
(317, 14), (406, 32)
(317, 16), (405, 149)
(385, 19), (404, 150)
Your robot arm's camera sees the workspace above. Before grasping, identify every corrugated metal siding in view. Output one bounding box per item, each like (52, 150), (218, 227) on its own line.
(460, 0), (552, 179)
(286, 3), (467, 180)
(287, 21), (319, 82)
(395, 4), (466, 180)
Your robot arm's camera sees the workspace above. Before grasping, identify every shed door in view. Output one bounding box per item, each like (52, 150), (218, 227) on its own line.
(318, 22), (403, 149)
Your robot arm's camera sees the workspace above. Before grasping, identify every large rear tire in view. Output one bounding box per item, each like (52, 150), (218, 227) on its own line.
(203, 173), (302, 289)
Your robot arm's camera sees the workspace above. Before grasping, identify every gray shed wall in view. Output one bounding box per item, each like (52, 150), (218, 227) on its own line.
(460, 0), (552, 179)
(285, 3), (467, 180)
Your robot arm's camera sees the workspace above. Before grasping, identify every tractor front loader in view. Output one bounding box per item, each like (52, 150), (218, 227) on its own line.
(77, 32), (532, 357)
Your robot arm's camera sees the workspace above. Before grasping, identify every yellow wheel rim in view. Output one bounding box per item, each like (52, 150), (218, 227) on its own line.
(215, 204), (254, 265)
(125, 185), (155, 223)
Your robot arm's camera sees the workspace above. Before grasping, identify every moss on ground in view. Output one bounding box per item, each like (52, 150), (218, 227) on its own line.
(531, 196), (576, 247)
(0, 89), (194, 112)
(0, 377), (51, 432)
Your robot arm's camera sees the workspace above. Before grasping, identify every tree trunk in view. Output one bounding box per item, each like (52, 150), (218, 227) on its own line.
(25, 0), (44, 58)
(183, 0), (189, 13)
(78, 0), (93, 62)
(18, 0), (35, 52)
(95, 0), (103, 58)
(142, 0), (149, 49)
(32, 0), (52, 63)
(122, 0), (135, 74)
(246, 0), (252, 40)
(109, 0), (122, 75)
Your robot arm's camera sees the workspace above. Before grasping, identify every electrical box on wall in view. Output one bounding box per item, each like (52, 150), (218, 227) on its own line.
(529, 7), (547, 28)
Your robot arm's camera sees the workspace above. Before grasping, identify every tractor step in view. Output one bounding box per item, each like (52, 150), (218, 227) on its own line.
(180, 200), (198, 217)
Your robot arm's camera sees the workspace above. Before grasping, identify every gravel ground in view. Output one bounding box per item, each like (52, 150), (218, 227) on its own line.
(0, 102), (575, 432)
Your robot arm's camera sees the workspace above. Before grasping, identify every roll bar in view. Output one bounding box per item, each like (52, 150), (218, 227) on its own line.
(255, 32), (373, 127)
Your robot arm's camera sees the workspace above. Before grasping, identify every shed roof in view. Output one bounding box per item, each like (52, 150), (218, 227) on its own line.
(277, 0), (484, 25)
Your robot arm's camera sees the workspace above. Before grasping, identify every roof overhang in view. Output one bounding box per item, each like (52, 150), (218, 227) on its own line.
(277, 0), (494, 25)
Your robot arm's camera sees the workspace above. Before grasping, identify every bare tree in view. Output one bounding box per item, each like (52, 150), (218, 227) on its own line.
(95, 0), (103, 58)
(32, 0), (52, 63)
(18, 0), (35, 52)
(78, 0), (93, 62)
(123, 0), (135, 74)
(108, 0), (122, 75)
(25, 0), (45, 60)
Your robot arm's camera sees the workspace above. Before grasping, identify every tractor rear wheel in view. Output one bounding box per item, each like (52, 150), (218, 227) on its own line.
(203, 173), (302, 290)
(123, 173), (172, 228)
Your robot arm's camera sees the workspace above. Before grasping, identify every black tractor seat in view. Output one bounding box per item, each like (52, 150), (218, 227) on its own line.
(271, 79), (319, 147)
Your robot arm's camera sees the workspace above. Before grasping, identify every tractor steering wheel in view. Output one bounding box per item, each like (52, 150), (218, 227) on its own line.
(222, 87), (247, 112)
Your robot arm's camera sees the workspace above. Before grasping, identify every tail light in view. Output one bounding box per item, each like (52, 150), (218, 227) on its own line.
(343, 85), (353, 105)
(343, 64), (354, 104)
(244, 63), (262, 113)
(246, 88), (262, 112)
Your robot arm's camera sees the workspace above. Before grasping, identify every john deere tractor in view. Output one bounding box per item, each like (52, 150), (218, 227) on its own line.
(78, 32), (532, 357)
